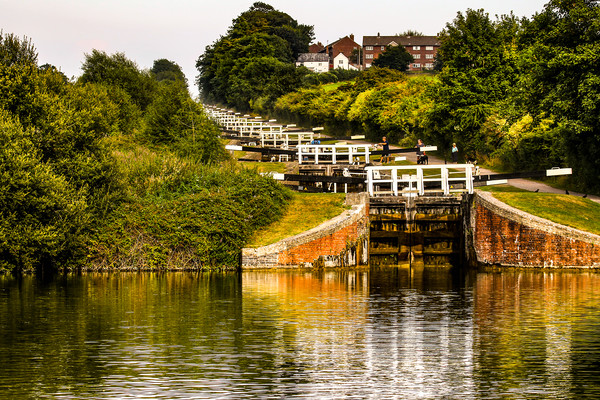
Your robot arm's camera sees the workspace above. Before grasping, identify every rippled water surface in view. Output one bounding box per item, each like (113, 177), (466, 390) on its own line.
(1, 268), (599, 399)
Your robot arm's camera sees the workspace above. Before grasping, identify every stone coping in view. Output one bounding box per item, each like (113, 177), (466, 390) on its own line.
(242, 203), (366, 258)
(475, 190), (600, 245)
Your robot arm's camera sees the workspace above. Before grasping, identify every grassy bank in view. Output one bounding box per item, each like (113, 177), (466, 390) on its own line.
(246, 192), (348, 247)
(480, 186), (600, 235)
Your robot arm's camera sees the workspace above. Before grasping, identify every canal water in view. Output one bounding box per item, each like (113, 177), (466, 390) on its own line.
(1, 268), (599, 399)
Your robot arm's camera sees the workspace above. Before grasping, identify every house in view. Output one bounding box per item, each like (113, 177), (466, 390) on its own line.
(325, 34), (361, 69)
(296, 53), (330, 73)
(333, 53), (358, 71)
(362, 34), (440, 71)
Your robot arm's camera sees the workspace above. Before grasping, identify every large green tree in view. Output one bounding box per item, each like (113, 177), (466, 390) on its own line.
(79, 50), (156, 111)
(372, 45), (413, 71)
(196, 2), (313, 110)
(425, 9), (522, 158)
(516, 0), (600, 189)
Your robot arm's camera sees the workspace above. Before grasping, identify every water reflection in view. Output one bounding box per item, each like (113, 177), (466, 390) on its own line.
(0, 269), (598, 399)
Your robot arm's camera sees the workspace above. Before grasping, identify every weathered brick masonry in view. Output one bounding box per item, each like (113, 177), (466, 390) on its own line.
(241, 193), (369, 269)
(469, 191), (600, 268)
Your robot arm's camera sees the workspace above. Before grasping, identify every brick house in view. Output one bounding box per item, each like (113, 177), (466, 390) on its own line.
(362, 34), (440, 71)
(308, 42), (325, 53)
(325, 34), (361, 70)
(296, 53), (330, 73)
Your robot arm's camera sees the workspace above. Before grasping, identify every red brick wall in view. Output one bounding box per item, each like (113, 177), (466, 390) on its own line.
(277, 222), (360, 265)
(472, 193), (600, 268)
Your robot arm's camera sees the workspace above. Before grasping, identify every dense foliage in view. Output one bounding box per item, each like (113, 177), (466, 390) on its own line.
(269, 0), (600, 191)
(0, 33), (290, 274)
(196, 2), (314, 111)
(372, 45), (413, 71)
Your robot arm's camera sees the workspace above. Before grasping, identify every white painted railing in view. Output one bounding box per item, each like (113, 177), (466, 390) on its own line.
(298, 144), (376, 165)
(365, 164), (475, 197)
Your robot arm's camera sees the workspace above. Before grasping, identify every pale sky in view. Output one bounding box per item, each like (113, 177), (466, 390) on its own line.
(1, 0), (549, 97)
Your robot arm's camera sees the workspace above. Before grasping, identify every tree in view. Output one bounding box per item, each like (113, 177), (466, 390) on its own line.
(0, 31), (37, 66)
(425, 9), (522, 157)
(0, 110), (88, 273)
(196, 2), (313, 110)
(79, 50), (156, 110)
(372, 45), (413, 71)
(151, 59), (187, 85)
(516, 0), (600, 190)
(144, 81), (228, 162)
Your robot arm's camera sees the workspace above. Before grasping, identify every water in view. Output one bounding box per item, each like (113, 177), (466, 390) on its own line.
(1, 268), (599, 399)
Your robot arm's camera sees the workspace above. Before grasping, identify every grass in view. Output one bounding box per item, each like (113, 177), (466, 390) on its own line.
(246, 192), (349, 247)
(479, 185), (600, 235)
(241, 162), (287, 174)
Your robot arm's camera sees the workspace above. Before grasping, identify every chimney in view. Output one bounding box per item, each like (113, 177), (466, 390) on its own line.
(350, 34), (354, 41)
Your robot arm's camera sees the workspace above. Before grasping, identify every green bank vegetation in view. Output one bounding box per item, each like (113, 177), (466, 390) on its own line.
(0, 32), (291, 274)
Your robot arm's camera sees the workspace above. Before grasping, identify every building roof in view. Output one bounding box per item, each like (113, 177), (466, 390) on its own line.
(363, 35), (440, 47)
(308, 43), (325, 53)
(297, 53), (329, 63)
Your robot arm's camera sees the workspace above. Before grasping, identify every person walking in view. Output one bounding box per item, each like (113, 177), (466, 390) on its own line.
(451, 143), (459, 163)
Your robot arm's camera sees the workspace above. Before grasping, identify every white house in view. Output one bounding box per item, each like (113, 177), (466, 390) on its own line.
(296, 53), (330, 73)
(333, 53), (358, 70)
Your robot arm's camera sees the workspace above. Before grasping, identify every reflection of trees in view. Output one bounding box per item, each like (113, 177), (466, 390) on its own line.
(473, 270), (600, 398)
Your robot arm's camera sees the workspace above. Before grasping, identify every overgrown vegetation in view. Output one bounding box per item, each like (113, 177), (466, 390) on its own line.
(0, 31), (291, 274)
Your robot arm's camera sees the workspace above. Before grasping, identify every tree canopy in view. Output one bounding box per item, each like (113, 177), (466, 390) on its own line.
(196, 2), (314, 111)
(372, 45), (413, 71)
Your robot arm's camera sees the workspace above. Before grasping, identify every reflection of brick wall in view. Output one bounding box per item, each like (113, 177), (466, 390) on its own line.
(242, 194), (369, 269)
(472, 191), (600, 268)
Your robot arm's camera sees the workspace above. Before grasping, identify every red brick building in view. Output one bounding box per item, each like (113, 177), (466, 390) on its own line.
(325, 34), (361, 69)
(362, 34), (440, 71)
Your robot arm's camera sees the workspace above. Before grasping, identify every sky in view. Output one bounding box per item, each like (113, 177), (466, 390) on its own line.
(1, 0), (549, 97)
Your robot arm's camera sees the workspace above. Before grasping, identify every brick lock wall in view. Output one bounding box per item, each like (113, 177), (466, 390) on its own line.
(242, 198), (369, 269)
(277, 222), (361, 265)
(472, 192), (600, 268)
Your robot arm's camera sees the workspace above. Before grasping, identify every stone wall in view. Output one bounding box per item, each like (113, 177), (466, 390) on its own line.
(241, 193), (370, 269)
(468, 191), (600, 268)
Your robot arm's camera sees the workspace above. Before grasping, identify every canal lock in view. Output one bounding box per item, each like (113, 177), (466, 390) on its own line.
(369, 196), (465, 267)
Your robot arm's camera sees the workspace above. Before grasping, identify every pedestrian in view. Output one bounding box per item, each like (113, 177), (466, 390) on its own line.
(378, 136), (390, 164)
(451, 143), (458, 163)
(416, 139), (428, 164)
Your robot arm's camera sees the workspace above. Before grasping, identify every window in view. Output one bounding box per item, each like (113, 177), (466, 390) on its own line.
(366, 63), (371, 68)
(426, 46), (434, 51)
(365, 46), (373, 51)
(339, 59), (344, 64)
(413, 46), (420, 50)
(366, 54), (374, 59)
(426, 54), (434, 59)
(413, 54), (421, 59)
(425, 63), (434, 69)
(381, 46), (385, 50)
(413, 63), (421, 68)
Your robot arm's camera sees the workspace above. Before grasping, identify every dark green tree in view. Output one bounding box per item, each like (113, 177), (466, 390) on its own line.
(0, 31), (37, 66)
(372, 45), (413, 71)
(151, 59), (187, 85)
(425, 9), (522, 158)
(196, 2), (313, 110)
(516, 0), (600, 190)
(79, 50), (156, 110)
